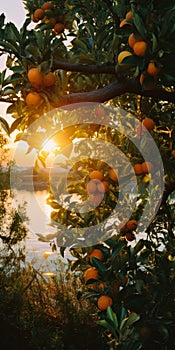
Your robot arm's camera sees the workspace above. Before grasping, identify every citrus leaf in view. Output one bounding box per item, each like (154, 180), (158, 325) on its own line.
(120, 312), (140, 331)
(10, 117), (24, 134)
(106, 306), (118, 329)
(0, 116), (10, 135)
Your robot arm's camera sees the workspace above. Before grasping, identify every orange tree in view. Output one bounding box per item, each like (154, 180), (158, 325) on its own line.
(0, 0), (175, 349)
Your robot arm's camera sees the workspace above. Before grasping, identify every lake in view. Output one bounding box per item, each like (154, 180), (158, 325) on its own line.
(12, 189), (69, 266)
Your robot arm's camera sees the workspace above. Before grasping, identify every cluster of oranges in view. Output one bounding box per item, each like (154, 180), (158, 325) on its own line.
(86, 169), (118, 206)
(25, 67), (56, 107)
(119, 219), (138, 242)
(32, 2), (67, 34)
(84, 250), (113, 311)
(134, 161), (153, 175)
(118, 11), (161, 89)
(84, 247), (128, 310)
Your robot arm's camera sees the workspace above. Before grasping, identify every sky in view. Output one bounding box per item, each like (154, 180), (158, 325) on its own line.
(0, 0), (26, 121)
(0, 1), (36, 166)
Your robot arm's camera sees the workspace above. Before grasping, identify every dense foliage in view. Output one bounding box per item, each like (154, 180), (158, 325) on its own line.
(0, 0), (175, 349)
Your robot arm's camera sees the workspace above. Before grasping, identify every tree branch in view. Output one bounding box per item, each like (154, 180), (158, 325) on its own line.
(53, 60), (115, 74)
(57, 78), (175, 106)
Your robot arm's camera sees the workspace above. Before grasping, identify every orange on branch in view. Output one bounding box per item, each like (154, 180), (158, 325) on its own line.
(84, 267), (99, 282)
(89, 170), (104, 182)
(119, 19), (132, 28)
(141, 161), (153, 173)
(118, 51), (132, 64)
(134, 163), (143, 175)
(41, 2), (53, 11)
(86, 180), (97, 194)
(147, 61), (160, 76)
(34, 9), (45, 21)
(126, 11), (133, 19)
(133, 41), (147, 56)
(128, 33), (141, 48)
(89, 249), (104, 263)
(126, 219), (138, 230)
(126, 232), (135, 241)
(97, 295), (113, 311)
(142, 117), (155, 131)
(25, 92), (42, 106)
(90, 193), (103, 206)
(27, 67), (44, 88)
(43, 72), (56, 87)
(97, 180), (109, 193)
(54, 23), (65, 34)
(48, 17), (57, 27)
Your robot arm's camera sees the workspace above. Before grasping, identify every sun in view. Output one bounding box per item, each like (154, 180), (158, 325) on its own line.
(42, 139), (57, 153)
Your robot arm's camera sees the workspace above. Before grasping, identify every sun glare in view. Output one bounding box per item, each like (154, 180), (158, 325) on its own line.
(42, 139), (56, 153)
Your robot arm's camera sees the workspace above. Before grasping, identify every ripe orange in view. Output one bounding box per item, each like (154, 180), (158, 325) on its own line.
(95, 106), (105, 119)
(119, 20), (132, 28)
(25, 92), (42, 106)
(147, 61), (160, 76)
(32, 15), (39, 23)
(134, 163), (143, 175)
(141, 161), (153, 173)
(89, 249), (104, 263)
(90, 193), (103, 206)
(97, 180), (109, 193)
(118, 51), (132, 64)
(54, 23), (65, 34)
(171, 150), (175, 157)
(86, 180), (97, 194)
(34, 9), (45, 21)
(43, 72), (56, 87)
(126, 11), (133, 19)
(128, 33), (142, 48)
(126, 219), (138, 230)
(84, 267), (99, 282)
(109, 168), (118, 182)
(97, 295), (113, 311)
(125, 232), (135, 241)
(41, 2), (53, 11)
(90, 124), (100, 132)
(133, 41), (147, 56)
(142, 117), (155, 131)
(89, 170), (104, 181)
(27, 67), (44, 88)
(48, 17), (57, 27)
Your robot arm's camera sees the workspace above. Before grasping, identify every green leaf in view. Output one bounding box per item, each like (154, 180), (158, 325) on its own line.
(0, 13), (5, 28)
(60, 246), (66, 258)
(91, 256), (107, 275)
(106, 306), (118, 329)
(0, 116), (10, 135)
(120, 312), (140, 331)
(72, 39), (88, 52)
(5, 22), (21, 44)
(112, 240), (126, 259)
(2, 87), (16, 96)
(132, 13), (147, 39)
(10, 117), (24, 134)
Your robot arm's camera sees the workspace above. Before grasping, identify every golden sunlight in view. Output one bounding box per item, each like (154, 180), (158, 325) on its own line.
(42, 139), (57, 153)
